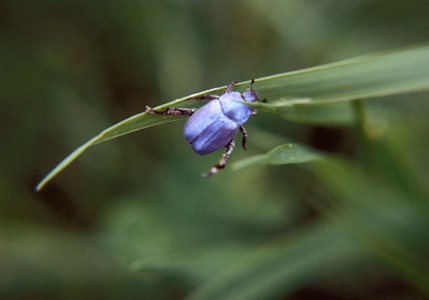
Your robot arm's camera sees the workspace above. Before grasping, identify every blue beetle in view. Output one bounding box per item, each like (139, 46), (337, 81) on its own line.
(145, 80), (266, 177)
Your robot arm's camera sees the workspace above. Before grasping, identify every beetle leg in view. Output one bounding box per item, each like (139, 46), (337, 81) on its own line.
(238, 125), (247, 150)
(224, 81), (238, 94)
(145, 106), (197, 116)
(201, 139), (235, 177)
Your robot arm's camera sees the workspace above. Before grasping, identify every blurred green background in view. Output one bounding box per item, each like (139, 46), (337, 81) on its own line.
(2, 1), (429, 299)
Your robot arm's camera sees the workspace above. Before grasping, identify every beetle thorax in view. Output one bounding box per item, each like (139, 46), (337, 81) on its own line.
(242, 90), (260, 102)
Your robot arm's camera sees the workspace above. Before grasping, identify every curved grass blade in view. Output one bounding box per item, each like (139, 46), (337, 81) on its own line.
(232, 143), (325, 171)
(35, 88), (225, 191)
(35, 112), (182, 191)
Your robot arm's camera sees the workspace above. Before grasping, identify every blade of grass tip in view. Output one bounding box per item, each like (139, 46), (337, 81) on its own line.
(35, 135), (100, 191)
(35, 109), (183, 191)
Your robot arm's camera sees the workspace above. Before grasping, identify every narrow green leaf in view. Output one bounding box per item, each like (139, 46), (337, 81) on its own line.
(35, 85), (235, 191)
(260, 45), (429, 102)
(242, 45), (429, 122)
(35, 107), (184, 191)
(232, 143), (324, 171)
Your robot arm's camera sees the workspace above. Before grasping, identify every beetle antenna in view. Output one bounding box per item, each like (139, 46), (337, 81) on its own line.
(250, 79), (255, 90)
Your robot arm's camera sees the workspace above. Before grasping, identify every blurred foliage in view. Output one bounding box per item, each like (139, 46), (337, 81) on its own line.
(1, 1), (429, 300)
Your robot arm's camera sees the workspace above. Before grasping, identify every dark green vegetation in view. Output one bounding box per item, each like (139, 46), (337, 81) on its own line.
(2, 2), (429, 300)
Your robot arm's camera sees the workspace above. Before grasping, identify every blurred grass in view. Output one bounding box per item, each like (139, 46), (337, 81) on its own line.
(2, 1), (429, 300)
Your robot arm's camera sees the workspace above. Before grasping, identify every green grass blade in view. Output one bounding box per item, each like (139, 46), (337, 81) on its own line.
(242, 45), (429, 122)
(259, 44), (429, 103)
(232, 143), (324, 171)
(35, 107), (186, 191)
(36, 112), (183, 191)
(35, 85), (234, 191)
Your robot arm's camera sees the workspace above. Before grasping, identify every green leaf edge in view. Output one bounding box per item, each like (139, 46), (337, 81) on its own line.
(232, 143), (325, 171)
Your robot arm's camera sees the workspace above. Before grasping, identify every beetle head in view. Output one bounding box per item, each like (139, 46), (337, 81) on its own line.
(242, 89), (260, 102)
(242, 79), (260, 102)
